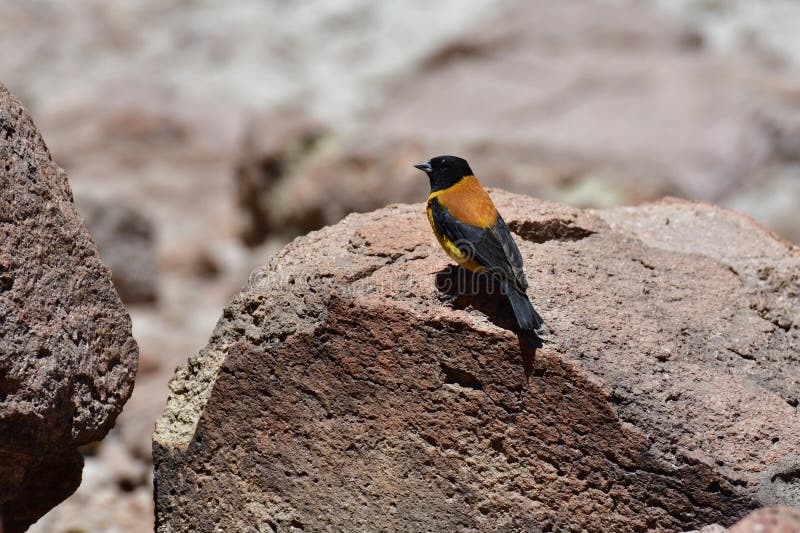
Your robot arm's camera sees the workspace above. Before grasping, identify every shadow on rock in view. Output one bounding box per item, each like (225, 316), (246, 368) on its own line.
(435, 264), (542, 379)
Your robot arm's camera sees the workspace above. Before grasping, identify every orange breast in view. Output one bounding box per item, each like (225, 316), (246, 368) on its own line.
(432, 175), (498, 228)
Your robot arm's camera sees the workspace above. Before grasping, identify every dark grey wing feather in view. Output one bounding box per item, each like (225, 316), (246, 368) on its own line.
(430, 200), (527, 290)
(492, 215), (528, 290)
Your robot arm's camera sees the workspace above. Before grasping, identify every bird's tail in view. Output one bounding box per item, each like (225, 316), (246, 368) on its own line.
(504, 282), (544, 332)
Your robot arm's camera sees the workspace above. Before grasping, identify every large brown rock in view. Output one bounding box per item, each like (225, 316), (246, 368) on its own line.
(154, 191), (799, 531)
(0, 83), (138, 531)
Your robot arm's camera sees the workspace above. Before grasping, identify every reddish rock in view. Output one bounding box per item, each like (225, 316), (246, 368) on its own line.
(0, 83), (138, 532)
(728, 506), (800, 533)
(154, 191), (799, 531)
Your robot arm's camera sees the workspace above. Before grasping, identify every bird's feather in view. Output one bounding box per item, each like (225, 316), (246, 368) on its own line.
(428, 198), (528, 293)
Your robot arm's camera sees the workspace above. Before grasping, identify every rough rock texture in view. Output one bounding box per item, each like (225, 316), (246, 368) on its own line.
(0, 83), (138, 531)
(684, 524), (725, 533)
(5, 0), (800, 530)
(154, 192), (799, 532)
(758, 454), (800, 508)
(77, 199), (157, 304)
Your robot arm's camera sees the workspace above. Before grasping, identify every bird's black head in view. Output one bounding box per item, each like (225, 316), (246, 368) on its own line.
(414, 155), (474, 193)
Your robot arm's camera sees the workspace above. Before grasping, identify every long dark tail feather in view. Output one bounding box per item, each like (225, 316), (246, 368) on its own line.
(505, 283), (544, 331)
(518, 330), (542, 380)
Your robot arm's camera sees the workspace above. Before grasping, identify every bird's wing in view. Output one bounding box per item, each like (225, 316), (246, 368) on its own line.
(430, 199), (528, 290)
(491, 215), (528, 290)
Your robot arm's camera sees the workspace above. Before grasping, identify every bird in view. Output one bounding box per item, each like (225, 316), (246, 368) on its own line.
(414, 155), (544, 334)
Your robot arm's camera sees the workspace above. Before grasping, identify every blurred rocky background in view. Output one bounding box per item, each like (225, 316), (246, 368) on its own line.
(0, 0), (798, 531)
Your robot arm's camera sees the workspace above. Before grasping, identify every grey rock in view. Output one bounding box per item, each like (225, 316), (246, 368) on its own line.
(758, 454), (800, 508)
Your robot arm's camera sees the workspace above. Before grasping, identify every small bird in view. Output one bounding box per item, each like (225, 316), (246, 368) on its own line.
(414, 155), (544, 333)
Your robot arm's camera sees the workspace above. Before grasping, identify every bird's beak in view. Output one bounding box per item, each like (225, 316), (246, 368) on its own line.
(414, 161), (432, 173)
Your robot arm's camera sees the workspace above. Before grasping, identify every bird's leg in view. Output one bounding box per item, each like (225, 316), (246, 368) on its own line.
(433, 264), (465, 306)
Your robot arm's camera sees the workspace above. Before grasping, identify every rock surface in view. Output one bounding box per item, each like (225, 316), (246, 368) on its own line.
(154, 192), (799, 531)
(4, 0), (800, 529)
(728, 506), (800, 533)
(0, 83), (138, 531)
